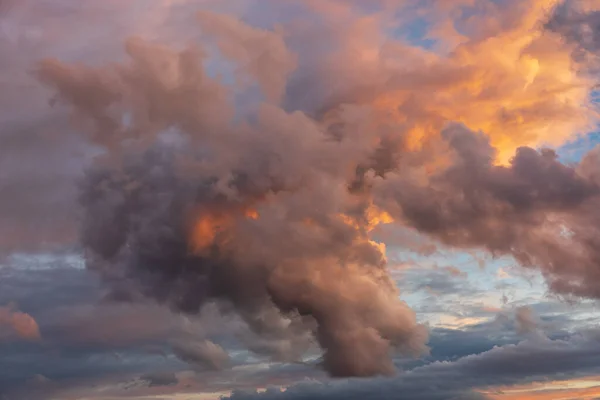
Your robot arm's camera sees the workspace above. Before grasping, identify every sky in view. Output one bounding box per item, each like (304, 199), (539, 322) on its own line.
(3, 0), (600, 399)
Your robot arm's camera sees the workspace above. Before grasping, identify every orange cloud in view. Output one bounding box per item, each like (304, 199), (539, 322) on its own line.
(0, 305), (41, 341)
(316, 0), (597, 164)
(482, 376), (600, 400)
(189, 206), (260, 253)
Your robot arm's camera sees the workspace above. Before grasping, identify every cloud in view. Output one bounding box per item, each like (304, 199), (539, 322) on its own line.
(196, 10), (297, 103)
(546, 0), (600, 67)
(0, 0), (153, 255)
(41, 302), (185, 348)
(0, 260), (241, 395)
(171, 339), (230, 370)
(222, 329), (600, 400)
(0, 114), (86, 254)
(5, 0), (600, 391)
(514, 306), (540, 336)
(374, 123), (600, 299)
(139, 371), (179, 387)
(0, 256), (318, 398)
(36, 10), (428, 377)
(283, 0), (595, 162)
(0, 305), (40, 341)
(2, 276), (596, 400)
(398, 265), (475, 297)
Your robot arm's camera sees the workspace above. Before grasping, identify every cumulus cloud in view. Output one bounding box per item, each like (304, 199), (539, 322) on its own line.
(374, 123), (600, 299)
(6, 0), (600, 387)
(283, 0), (596, 162)
(196, 10), (297, 103)
(35, 9), (429, 378)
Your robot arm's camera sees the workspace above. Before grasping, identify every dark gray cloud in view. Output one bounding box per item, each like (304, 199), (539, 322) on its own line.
(0, 254), (319, 398)
(140, 371), (179, 387)
(1, 258), (595, 400)
(0, 254), (96, 314)
(222, 329), (600, 400)
(0, 258), (240, 396)
(0, 265), (175, 393)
